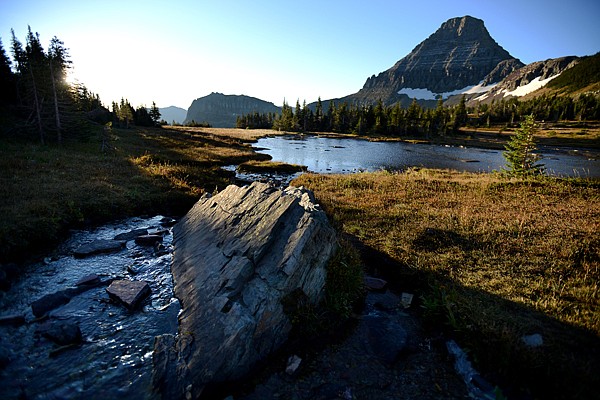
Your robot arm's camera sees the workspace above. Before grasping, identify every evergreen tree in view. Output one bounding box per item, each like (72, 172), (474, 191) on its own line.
(315, 97), (323, 130)
(452, 95), (468, 132)
(0, 37), (15, 106)
(503, 114), (545, 176)
(149, 101), (161, 126)
(48, 36), (71, 143)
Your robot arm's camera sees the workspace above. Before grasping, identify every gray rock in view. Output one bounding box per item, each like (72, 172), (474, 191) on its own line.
(113, 228), (148, 241)
(32, 291), (71, 317)
(285, 355), (302, 375)
(366, 291), (401, 311)
(160, 217), (177, 227)
(364, 276), (387, 291)
(522, 333), (543, 348)
(75, 273), (101, 286)
(134, 234), (163, 246)
(153, 182), (337, 398)
(73, 239), (125, 258)
(106, 280), (150, 309)
(364, 314), (408, 364)
(0, 314), (26, 326)
(37, 320), (82, 346)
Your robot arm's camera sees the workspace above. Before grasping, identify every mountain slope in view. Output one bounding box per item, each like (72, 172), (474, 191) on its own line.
(341, 15), (523, 107)
(462, 56), (579, 105)
(185, 93), (281, 128)
(545, 52), (600, 94)
(159, 106), (187, 125)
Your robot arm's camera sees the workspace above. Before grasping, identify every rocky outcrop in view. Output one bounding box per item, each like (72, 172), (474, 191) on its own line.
(340, 16), (523, 106)
(184, 92), (281, 127)
(467, 56), (580, 105)
(152, 182), (337, 399)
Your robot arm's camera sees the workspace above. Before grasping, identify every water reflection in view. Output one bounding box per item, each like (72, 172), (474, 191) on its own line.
(254, 135), (599, 178)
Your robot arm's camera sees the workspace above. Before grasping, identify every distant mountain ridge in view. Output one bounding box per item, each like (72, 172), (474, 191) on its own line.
(339, 15), (524, 107)
(187, 17), (598, 120)
(159, 106), (187, 125)
(185, 93), (280, 127)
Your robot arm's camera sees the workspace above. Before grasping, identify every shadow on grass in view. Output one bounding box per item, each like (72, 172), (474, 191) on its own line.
(0, 127), (270, 265)
(351, 236), (600, 400)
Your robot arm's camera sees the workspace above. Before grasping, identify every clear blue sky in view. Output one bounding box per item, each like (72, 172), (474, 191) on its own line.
(1, 0), (598, 109)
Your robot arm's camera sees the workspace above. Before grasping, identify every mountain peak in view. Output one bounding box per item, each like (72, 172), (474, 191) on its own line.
(343, 16), (524, 106)
(440, 15), (486, 37)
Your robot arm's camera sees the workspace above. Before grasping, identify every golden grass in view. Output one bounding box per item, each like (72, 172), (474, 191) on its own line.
(237, 160), (306, 174)
(292, 169), (600, 398)
(0, 126), (269, 262)
(163, 126), (284, 142)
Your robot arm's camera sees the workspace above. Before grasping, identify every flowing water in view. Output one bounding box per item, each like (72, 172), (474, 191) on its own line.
(0, 216), (178, 400)
(254, 135), (600, 178)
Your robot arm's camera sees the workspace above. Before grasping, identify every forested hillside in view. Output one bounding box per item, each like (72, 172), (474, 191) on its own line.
(237, 93), (600, 136)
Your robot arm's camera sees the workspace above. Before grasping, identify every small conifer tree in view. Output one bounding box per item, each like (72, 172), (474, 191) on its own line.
(503, 114), (545, 176)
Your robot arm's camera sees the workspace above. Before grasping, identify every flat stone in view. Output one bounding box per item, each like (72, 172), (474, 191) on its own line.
(364, 276), (387, 291)
(37, 321), (82, 346)
(285, 355), (302, 375)
(134, 234), (163, 246)
(400, 292), (414, 308)
(0, 314), (26, 326)
(73, 239), (125, 258)
(106, 280), (150, 309)
(113, 228), (149, 241)
(31, 291), (72, 318)
(75, 273), (101, 286)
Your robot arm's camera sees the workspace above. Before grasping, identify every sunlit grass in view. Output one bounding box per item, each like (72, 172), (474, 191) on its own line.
(237, 160), (306, 173)
(0, 126), (268, 262)
(293, 169), (600, 398)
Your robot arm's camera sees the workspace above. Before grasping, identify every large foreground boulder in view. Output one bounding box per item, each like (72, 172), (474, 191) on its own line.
(153, 182), (337, 399)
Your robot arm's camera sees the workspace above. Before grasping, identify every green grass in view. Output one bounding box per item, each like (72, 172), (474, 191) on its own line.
(237, 160), (306, 174)
(292, 169), (600, 399)
(0, 126), (268, 263)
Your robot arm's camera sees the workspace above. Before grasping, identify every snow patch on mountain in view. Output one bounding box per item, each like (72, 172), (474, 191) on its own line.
(398, 81), (497, 100)
(502, 74), (560, 97)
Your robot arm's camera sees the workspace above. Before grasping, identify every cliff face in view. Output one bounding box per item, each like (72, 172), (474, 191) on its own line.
(344, 16), (524, 106)
(468, 56), (580, 104)
(185, 93), (281, 127)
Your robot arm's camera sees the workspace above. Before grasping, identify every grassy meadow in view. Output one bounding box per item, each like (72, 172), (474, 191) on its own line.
(292, 169), (600, 399)
(1, 124), (599, 398)
(0, 126), (270, 262)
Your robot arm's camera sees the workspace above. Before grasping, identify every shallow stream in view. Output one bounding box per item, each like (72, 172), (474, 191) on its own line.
(0, 216), (178, 399)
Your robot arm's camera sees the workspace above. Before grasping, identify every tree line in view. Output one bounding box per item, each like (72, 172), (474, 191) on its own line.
(237, 92), (600, 136)
(0, 27), (162, 144)
(237, 97), (468, 136)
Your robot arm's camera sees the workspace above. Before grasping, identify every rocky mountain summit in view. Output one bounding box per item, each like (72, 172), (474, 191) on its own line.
(185, 92), (280, 127)
(341, 16), (524, 106)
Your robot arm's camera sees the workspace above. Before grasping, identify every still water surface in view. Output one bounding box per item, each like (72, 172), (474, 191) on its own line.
(254, 135), (599, 178)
